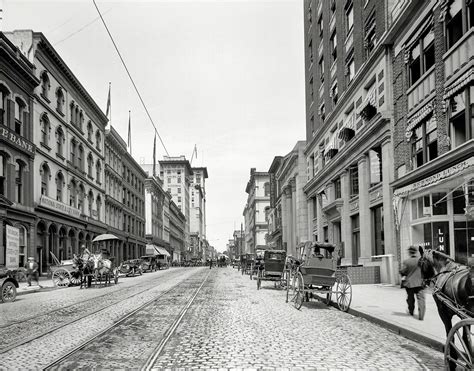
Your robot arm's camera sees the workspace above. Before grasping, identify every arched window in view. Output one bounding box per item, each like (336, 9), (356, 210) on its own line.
(96, 195), (102, 219)
(0, 84), (10, 126)
(40, 71), (50, 99)
(88, 190), (94, 215)
(56, 88), (64, 114)
(15, 160), (25, 203)
(40, 114), (50, 146)
(87, 153), (93, 178)
(56, 127), (64, 157)
(78, 184), (85, 213)
(0, 152), (8, 196)
(96, 160), (101, 184)
(14, 97), (26, 135)
(56, 172), (64, 202)
(95, 131), (101, 151)
(69, 180), (77, 207)
(78, 145), (84, 171)
(40, 163), (50, 196)
(87, 121), (93, 142)
(79, 110), (84, 131)
(70, 139), (76, 166)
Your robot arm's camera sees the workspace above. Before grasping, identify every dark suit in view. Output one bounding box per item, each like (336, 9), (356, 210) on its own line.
(25, 260), (40, 286)
(400, 256), (425, 319)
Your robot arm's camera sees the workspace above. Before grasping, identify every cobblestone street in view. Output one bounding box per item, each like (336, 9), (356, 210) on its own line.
(0, 266), (444, 369)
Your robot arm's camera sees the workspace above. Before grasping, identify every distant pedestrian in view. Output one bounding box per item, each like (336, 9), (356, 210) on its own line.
(25, 257), (42, 287)
(400, 246), (425, 320)
(209, 258), (213, 269)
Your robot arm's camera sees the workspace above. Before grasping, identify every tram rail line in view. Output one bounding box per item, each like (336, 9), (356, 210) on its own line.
(42, 270), (210, 371)
(0, 268), (191, 354)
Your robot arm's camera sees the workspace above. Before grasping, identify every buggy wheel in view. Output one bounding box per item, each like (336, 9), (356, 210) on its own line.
(445, 319), (474, 370)
(1, 282), (17, 303)
(52, 268), (71, 288)
(294, 272), (304, 310)
(335, 274), (352, 312)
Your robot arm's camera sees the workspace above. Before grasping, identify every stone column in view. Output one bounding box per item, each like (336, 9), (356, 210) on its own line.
(0, 217), (4, 266)
(316, 194), (324, 243)
(340, 170), (352, 266)
(290, 179), (297, 257)
(284, 185), (293, 255)
(358, 155), (372, 265)
(281, 188), (288, 251)
(307, 198), (314, 242)
(382, 138), (396, 283)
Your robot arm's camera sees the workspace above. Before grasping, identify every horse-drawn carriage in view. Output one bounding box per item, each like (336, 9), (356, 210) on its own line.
(139, 255), (157, 273)
(286, 241), (352, 312)
(256, 250), (287, 290)
(241, 253), (255, 277)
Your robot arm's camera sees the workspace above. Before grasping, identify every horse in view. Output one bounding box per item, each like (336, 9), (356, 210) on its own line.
(418, 246), (473, 370)
(90, 253), (113, 286)
(72, 254), (94, 289)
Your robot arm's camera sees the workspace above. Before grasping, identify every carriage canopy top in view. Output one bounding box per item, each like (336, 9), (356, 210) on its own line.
(298, 241), (336, 253)
(92, 234), (120, 243)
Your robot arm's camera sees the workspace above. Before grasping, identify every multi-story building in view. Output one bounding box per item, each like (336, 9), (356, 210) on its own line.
(104, 125), (147, 261)
(190, 167), (208, 259)
(243, 168), (270, 253)
(268, 141), (308, 256)
(0, 32), (39, 269)
(121, 142), (147, 259)
(159, 156), (193, 258)
(389, 0), (474, 266)
(6, 30), (109, 274)
(233, 229), (244, 259)
(169, 199), (186, 262)
(303, 0), (396, 277)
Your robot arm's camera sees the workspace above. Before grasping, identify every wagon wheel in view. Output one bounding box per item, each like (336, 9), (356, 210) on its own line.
(1, 282), (17, 303)
(444, 319), (474, 370)
(335, 273), (352, 312)
(257, 270), (262, 290)
(294, 271), (304, 310)
(52, 268), (71, 288)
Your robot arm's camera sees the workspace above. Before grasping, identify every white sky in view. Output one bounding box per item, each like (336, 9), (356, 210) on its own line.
(2, 0), (305, 252)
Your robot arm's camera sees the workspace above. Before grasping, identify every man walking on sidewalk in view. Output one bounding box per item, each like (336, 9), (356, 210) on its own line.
(25, 257), (42, 288)
(400, 246), (425, 320)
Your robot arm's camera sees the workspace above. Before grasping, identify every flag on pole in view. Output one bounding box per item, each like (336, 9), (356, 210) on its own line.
(127, 110), (132, 155)
(153, 132), (156, 176)
(105, 82), (111, 118)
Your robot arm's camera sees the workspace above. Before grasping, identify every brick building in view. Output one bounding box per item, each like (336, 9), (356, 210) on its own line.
(303, 0), (396, 281)
(389, 0), (474, 265)
(0, 32), (39, 269)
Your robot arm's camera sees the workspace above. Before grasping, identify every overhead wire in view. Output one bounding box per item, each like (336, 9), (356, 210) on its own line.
(92, 0), (170, 156)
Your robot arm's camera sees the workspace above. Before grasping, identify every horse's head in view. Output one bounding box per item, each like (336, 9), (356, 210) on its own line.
(418, 246), (452, 281)
(91, 254), (104, 270)
(72, 254), (84, 270)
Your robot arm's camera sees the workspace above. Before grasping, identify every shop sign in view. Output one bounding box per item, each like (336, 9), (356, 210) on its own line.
(394, 157), (474, 197)
(6, 225), (19, 270)
(0, 127), (35, 156)
(39, 195), (81, 218)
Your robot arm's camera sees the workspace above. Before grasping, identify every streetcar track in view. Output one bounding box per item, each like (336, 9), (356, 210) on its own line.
(0, 270), (180, 330)
(142, 271), (210, 370)
(43, 270), (210, 370)
(0, 268), (193, 354)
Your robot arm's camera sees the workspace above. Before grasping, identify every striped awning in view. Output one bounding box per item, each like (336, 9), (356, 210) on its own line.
(443, 67), (474, 100)
(357, 86), (377, 116)
(338, 114), (355, 141)
(405, 102), (433, 135)
(325, 136), (339, 158)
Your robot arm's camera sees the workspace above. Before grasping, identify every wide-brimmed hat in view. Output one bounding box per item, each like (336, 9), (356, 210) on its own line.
(27, 257), (34, 260)
(408, 246), (417, 253)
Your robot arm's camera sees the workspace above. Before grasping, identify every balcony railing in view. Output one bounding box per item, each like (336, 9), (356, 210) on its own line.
(407, 66), (435, 111)
(444, 28), (474, 81)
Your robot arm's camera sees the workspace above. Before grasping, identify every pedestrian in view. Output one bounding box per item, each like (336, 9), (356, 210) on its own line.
(400, 245), (425, 320)
(25, 257), (42, 288)
(209, 258), (213, 269)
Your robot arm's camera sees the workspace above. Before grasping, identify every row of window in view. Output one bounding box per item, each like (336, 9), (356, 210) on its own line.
(0, 154), (26, 203)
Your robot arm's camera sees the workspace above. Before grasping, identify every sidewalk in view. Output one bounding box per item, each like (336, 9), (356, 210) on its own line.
(16, 275), (57, 296)
(348, 284), (448, 352)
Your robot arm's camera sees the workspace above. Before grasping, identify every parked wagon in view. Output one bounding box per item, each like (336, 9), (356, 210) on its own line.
(118, 259), (143, 277)
(256, 250), (287, 290)
(140, 255), (158, 272)
(287, 241), (352, 312)
(49, 251), (81, 288)
(242, 253), (255, 277)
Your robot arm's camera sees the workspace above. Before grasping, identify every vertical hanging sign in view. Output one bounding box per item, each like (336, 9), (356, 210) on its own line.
(6, 225), (20, 270)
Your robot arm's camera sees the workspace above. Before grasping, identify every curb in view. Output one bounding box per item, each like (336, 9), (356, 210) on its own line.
(346, 306), (444, 353)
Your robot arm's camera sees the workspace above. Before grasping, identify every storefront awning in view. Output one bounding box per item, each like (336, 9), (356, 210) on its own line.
(146, 244), (171, 257)
(405, 102), (433, 138)
(443, 67), (474, 100)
